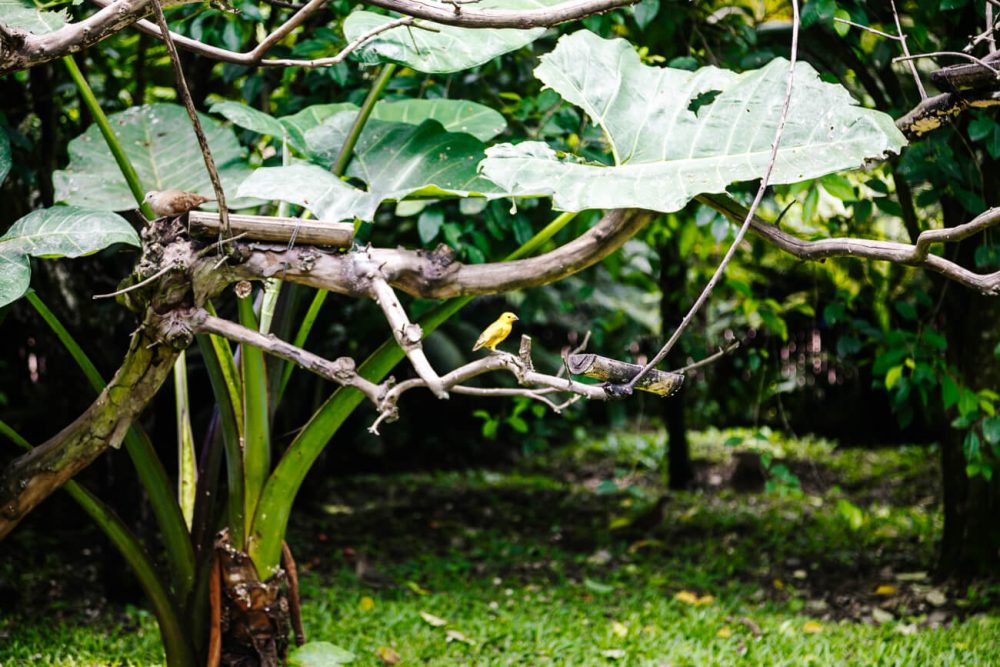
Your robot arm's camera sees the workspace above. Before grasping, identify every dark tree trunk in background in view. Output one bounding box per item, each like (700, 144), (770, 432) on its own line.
(937, 193), (1000, 578)
(658, 236), (693, 490)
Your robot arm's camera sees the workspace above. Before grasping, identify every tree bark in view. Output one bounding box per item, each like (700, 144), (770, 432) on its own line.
(658, 236), (693, 490)
(938, 194), (1000, 578)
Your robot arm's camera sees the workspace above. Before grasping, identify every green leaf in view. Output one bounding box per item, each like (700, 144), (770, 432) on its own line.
(371, 100), (507, 142)
(941, 374), (960, 410)
(820, 173), (855, 201)
(832, 9), (851, 37)
(982, 416), (1000, 445)
(0, 0), (66, 34)
(418, 208), (444, 244)
(343, 0), (559, 73)
(287, 641), (356, 666)
(210, 101), (286, 137)
(885, 365), (904, 390)
(0, 253), (30, 309)
(632, 0), (659, 29)
(0, 126), (10, 186)
(958, 388), (980, 417)
(0, 206), (139, 307)
(279, 103), (359, 154)
(236, 163), (377, 221)
(479, 31), (907, 213)
(54, 104), (254, 211)
(583, 577), (615, 594)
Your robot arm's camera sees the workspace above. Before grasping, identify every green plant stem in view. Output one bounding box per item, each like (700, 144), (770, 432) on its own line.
(62, 56), (154, 219)
(196, 334), (246, 549)
(248, 210), (580, 576)
(204, 301), (244, 431)
(239, 293), (270, 540)
(0, 420), (196, 667)
(333, 63), (396, 177)
(173, 349), (197, 529)
(26, 292), (196, 602)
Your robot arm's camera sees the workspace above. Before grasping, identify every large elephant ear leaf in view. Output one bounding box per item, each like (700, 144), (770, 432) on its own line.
(53, 103), (254, 211)
(0, 206), (139, 308)
(343, 0), (562, 74)
(0, 0), (67, 33)
(479, 30), (907, 213)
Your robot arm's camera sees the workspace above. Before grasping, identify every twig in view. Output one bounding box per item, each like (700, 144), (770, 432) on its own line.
(890, 0), (927, 99)
(674, 342), (740, 374)
(196, 312), (383, 403)
(894, 51), (1000, 78)
(149, 0), (231, 235)
(207, 551), (221, 667)
(700, 193), (1000, 296)
(622, 0), (802, 393)
(92, 262), (175, 299)
(832, 18), (899, 41)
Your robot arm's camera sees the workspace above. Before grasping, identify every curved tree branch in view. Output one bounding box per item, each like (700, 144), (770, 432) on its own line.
(232, 208), (655, 298)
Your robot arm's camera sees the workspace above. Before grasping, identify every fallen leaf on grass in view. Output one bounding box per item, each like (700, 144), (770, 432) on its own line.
(773, 579), (785, 590)
(601, 649), (626, 660)
(375, 646), (401, 665)
(406, 581), (430, 596)
(895, 571), (928, 582)
(611, 621), (628, 638)
(874, 584), (897, 596)
(926, 589), (947, 607)
(584, 578), (615, 594)
(359, 596), (375, 611)
(627, 539), (663, 553)
(801, 621), (823, 634)
(419, 611), (448, 627)
(287, 641), (356, 666)
(674, 590), (714, 606)
(717, 626), (732, 638)
(871, 607), (894, 624)
(446, 629), (475, 645)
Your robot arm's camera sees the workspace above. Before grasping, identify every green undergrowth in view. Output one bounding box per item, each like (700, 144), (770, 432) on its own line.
(2, 428), (999, 666)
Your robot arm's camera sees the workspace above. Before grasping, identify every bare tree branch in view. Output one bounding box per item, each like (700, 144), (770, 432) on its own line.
(700, 193), (1000, 296)
(231, 208), (655, 299)
(3, 0), (639, 76)
(361, 0), (640, 29)
(0, 0), (153, 76)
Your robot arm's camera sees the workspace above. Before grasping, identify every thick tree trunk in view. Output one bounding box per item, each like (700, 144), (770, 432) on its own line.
(658, 237), (693, 490)
(937, 194), (1000, 577)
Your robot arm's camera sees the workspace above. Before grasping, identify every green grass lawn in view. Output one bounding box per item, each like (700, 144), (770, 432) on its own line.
(3, 428), (999, 666)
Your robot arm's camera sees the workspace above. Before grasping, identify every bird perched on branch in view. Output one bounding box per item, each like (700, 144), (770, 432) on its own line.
(473, 312), (519, 352)
(143, 189), (214, 218)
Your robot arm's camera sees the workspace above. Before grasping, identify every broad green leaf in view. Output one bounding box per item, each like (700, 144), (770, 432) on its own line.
(210, 101), (286, 137)
(54, 103), (254, 211)
(0, 206), (139, 307)
(341, 118), (504, 207)
(0, 126), (10, 186)
(236, 163), (377, 222)
(0, 0), (66, 34)
(0, 253), (30, 309)
(371, 100), (506, 141)
(343, 0), (561, 73)
(241, 118), (506, 221)
(287, 641), (356, 666)
(479, 30), (907, 213)
(279, 103), (358, 154)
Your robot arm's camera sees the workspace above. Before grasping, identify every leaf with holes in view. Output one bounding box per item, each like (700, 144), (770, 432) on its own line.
(343, 0), (561, 73)
(53, 103), (255, 211)
(479, 30), (907, 213)
(0, 206), (139, 307)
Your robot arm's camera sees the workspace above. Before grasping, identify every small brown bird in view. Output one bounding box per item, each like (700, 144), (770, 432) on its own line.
(472, 312), (519, 352)
(143, 189), (214, 217)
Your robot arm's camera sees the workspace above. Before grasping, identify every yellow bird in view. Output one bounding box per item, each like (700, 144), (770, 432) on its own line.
(473, 312), (519, 352)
